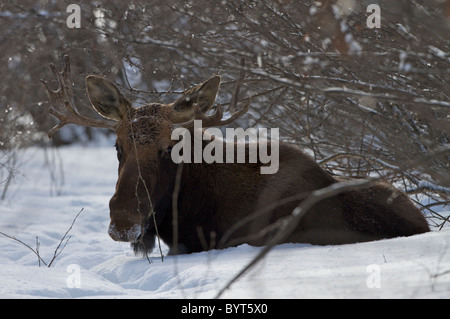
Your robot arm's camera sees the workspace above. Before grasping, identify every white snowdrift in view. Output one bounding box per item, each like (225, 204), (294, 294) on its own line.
(0, 146), (449, 299)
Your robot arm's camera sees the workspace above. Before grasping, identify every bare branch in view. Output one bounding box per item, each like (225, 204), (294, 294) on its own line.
(215, 178), (378, 298)
(41, 55), (118, 138)
(48, 208), (84, 267)
(171, 163), (184, 256)
(229, 58), (246, 113)
(0, 208), (84, 268)
(0, 231), (48, 267)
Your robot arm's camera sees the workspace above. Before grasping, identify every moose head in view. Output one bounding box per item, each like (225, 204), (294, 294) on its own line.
(85, 73), (225, 244)
(41, 56), (248, 250)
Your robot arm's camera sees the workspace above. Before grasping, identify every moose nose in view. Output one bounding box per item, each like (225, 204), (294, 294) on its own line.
(108, 221), (142, 242)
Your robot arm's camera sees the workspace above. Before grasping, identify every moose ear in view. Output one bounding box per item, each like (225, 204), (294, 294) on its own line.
(86, 75), (131, 121)
(171, 76), (220, 115)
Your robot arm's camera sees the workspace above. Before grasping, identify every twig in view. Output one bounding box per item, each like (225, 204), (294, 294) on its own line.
(0, 231), (48, 267)
(218, 191), (309, 249)
(0, 208), (84, 267)
(171, 163), (184, 255)
(171, 162), (186, 298)
(229, 58), (246, 113)
(130, 118), (164, 262)
(318, 152), (399, 171)
(215, 178), (377, 298)
(36, 236), (41, 267)
(430, 269), (450, 279)
(48, 208), (84, 267)
(406, 183), (450, 197)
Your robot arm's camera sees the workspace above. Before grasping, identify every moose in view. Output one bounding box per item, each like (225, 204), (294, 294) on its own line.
(42, 56), (429, 255)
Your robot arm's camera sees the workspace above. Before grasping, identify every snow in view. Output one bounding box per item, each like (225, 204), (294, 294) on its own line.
(1, 146), (449, 299)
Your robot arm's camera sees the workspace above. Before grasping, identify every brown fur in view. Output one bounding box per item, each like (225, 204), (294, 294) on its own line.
(84, 76), (430, 255)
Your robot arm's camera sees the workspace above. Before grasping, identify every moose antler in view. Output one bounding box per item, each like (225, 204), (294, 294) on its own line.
(198, 99), (250, 127)
(41, 55), (118, 138)
(180, 58), (250, 130)
(178, 98), (251, 131)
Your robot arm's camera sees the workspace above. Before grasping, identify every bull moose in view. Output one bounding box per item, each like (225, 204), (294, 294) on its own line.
(42, 56), (429, 255)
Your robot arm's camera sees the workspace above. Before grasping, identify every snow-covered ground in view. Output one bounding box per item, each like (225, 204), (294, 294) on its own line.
(0, 146), (449, 298)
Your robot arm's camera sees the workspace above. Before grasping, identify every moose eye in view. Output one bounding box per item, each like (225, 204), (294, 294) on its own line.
(115, 143), (123, 162)
(159, 145), (173, 159)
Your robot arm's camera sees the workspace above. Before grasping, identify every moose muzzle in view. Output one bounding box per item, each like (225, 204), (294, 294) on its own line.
(108, 191), (147, 242)
(108, 220), (142, 242)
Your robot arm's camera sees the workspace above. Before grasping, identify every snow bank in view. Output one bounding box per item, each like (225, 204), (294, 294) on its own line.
(0, 146), (449, 298)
